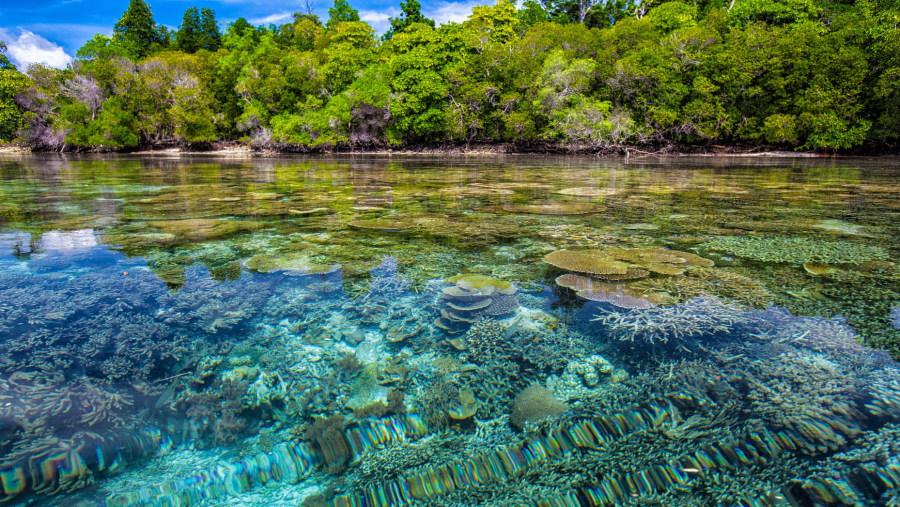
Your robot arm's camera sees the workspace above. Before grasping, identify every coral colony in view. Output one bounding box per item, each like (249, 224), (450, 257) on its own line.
(0, 159), (899, 506)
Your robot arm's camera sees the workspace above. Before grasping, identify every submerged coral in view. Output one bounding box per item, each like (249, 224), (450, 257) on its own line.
(510, 384), (568, 430)
(703, 236), (889, 265)
(592, 296), (747, 344)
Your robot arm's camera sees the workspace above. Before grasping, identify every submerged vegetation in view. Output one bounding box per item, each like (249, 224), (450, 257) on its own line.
(1, 0), (900, 152)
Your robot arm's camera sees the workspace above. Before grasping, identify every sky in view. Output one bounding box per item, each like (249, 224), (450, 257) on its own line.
(0, 0), (485, 70)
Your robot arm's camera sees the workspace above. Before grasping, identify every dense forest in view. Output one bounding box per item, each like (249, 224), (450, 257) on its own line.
(0, 0), (898, 152)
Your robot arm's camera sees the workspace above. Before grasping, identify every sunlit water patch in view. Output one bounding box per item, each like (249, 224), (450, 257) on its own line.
(0, 154), (899, 506)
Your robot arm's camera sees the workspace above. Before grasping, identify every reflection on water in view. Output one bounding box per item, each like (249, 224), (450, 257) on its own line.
(0, 154), (899, 506)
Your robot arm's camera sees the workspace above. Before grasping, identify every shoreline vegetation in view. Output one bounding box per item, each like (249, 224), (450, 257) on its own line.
(0, 140), (846, 157)
(1, 0), (899, 155)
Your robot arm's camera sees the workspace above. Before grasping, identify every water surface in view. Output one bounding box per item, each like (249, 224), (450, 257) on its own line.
(1, 154), (899, 506)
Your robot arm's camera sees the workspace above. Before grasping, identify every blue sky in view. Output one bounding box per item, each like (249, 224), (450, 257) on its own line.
(0, 0), (483, 69)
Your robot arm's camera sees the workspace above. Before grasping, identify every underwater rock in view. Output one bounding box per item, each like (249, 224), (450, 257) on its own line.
(448, 388), (478, 420)
(510, 384), (568, 430)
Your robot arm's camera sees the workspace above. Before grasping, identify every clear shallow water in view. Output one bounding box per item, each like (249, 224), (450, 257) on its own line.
(0, 154), (899, 506)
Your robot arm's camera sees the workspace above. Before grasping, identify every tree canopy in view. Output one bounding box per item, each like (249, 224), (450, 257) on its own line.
(1, 0), (898, 151)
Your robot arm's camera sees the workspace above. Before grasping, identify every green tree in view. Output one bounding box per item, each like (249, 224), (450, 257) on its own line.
(517, 1), (552, 28)
(0, 68), (30, 141)
(199, 8), (222, 51)
(277, 13), (323, 51)
(176, 7), (203, 53)
(468, 0), (520, 44)
(0, 41), (14, 70)
(76, 34), (132, 61)
(326, 0), (361, 30)
(384, 0), (435, 40)
(113, 0), (165, 59)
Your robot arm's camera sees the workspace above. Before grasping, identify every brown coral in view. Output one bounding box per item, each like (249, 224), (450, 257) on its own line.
(543, 250), (631, 277)
(555, 274), (662, 309)
(510, 384), (568, 430)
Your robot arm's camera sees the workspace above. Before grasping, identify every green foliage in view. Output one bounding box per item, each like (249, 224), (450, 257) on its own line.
(77, 35), (132, 61)
(176, 7), (204, 53)
(0, 69), (30, 141)
(649, 2), (698, 32)
(517, 1), (552, 28)
(728, 0), (822, 26)
(176, 7), (222, 53)
(468, 0), (520, 44)
(113, 0), (166, 59)
(12, 0), (900, 151)
(327, 0), (361, 31)
(0, 41), (14, 71)
(385, 0), (435, 40)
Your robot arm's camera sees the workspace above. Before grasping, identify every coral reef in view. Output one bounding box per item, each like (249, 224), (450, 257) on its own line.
(703, 236), (889, 265)
(435, 274), (519, 332)
(501, 201), (601, 215)
(555, 273), (664, 309)
(592, 296), (747, 344)
(509, 384), (568, 430)
(546, 355), (616, 401)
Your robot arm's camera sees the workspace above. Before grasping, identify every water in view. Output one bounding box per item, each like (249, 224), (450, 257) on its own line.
(0, 154), (899, 506)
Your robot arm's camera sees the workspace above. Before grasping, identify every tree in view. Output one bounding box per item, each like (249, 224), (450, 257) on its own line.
(199, 8), (223, 51)
(468, 0), (520, 44)
(176, 7), (203, 53)
(517, 1), (552, 28)
(0, 41), (14, 71)
(384, 0), (435, 40)
(113, 0), (165, 59)
(277, 13), (323, 51)
(0, 68), (29, 141)
(326, 0), (360, 30)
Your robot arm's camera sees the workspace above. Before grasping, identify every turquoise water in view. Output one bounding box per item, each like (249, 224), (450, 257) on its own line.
(0, 154), (899, 506)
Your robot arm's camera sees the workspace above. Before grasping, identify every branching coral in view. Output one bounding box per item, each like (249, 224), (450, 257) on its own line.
(592, 296), (746, 344)
(703, 236), (889, 265)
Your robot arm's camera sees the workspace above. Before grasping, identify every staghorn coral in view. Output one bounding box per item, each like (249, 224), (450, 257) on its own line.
(631, 267), (774, 308)
(592, 296), (746, 344)
(703, 236), (889, 265)
(736, 350), (863, 453)
(157, 266), (271, 334)
(509, 384), (568, 430)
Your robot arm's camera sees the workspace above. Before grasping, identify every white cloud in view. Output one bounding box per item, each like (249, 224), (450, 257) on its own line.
(360, 8), (400, 34)
(426, 0), (482, 25)
(0, 28), (73, 70)
(248, 12), (294, 25)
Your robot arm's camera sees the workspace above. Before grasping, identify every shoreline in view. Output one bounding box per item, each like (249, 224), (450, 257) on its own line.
(3, 142), (896, 158)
